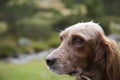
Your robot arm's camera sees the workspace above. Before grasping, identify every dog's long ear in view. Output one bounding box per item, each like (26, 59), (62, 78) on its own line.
(94, 36), (120, 80)
(104, 39), (120, 80)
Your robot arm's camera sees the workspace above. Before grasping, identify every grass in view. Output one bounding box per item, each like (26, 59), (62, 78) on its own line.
(0, 59), (75, 80)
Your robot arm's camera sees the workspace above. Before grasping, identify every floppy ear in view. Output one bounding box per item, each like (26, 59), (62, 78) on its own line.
(104, 39), (120, 80)
(94, 36), (120, 80)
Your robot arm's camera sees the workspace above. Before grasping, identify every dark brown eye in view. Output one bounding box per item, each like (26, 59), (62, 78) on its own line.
(72, 36), (85, 45)
(60, 36), (63, 41)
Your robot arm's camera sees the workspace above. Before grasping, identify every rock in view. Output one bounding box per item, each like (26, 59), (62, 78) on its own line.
(17, 37), (31, 46)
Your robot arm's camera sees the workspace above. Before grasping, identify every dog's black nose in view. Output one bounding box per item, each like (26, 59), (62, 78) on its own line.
(46, 57), (56, 66)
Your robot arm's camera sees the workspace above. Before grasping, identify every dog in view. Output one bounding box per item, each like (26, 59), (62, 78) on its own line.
(46, 22), (120, 80)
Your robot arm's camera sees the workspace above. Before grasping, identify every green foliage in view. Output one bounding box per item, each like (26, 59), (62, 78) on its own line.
(0, 0), (120, 57)
(0, 36), (17, 57)
(53, 14), (113, 35)
(84, 0), (105, 17)
(0, 22), (8, 34)
(62, 0), (83, 8)
(14, 26), (52, 39)
(18, 46), (32, 53)
(103, 0), (120, 15)
(47, 33), (60, 48)
(62, 0), (105, 17)
(1, 0), (62, 39)
(118, 45), (120, 50)
(4, 0), (38, 19)
(31, 41), (50, 52)
(94, 17), (111, 35)
(52, 14), (89, 30)
(30, 33), (60, 52)
(0, 59), (75, 80)
(0, 32), (61, 58)
(1, 0), (39, 35)
(0, 45), (17, 57)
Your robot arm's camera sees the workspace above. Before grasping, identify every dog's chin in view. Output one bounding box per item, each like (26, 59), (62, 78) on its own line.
(48, 66), (82, 76)
(47, 65), (82, 76)
(48, 66), (66, 75)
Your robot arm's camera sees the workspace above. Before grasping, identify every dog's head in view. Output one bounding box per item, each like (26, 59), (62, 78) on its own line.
(46, 22), (105, 75)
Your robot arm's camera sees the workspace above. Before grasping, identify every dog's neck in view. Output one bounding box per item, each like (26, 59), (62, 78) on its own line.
(76, 71), (106, 80)
(77, 65), (106, 80)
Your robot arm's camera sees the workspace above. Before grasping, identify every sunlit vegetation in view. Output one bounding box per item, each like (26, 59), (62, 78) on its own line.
(0, 59), (75, 80)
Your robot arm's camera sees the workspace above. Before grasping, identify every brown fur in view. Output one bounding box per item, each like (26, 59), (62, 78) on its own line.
(46, 22), (120, 80)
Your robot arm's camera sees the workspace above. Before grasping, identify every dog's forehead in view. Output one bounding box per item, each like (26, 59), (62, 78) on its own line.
(60, 22), (105, 39)
(63, 22), (104, 34)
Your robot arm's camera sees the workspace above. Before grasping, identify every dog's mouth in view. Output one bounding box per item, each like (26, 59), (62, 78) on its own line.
(47, 61), (83, 76)
(48, 65), (82, 76)
(68, 69), (82, 76)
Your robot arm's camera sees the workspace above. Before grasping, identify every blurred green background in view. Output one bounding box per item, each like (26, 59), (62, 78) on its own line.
(0, 0), (120, 80)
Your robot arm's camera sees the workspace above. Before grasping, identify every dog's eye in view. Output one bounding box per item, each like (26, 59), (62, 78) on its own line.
(60, 36), (63, 41)
(72, 36), (85, 45)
